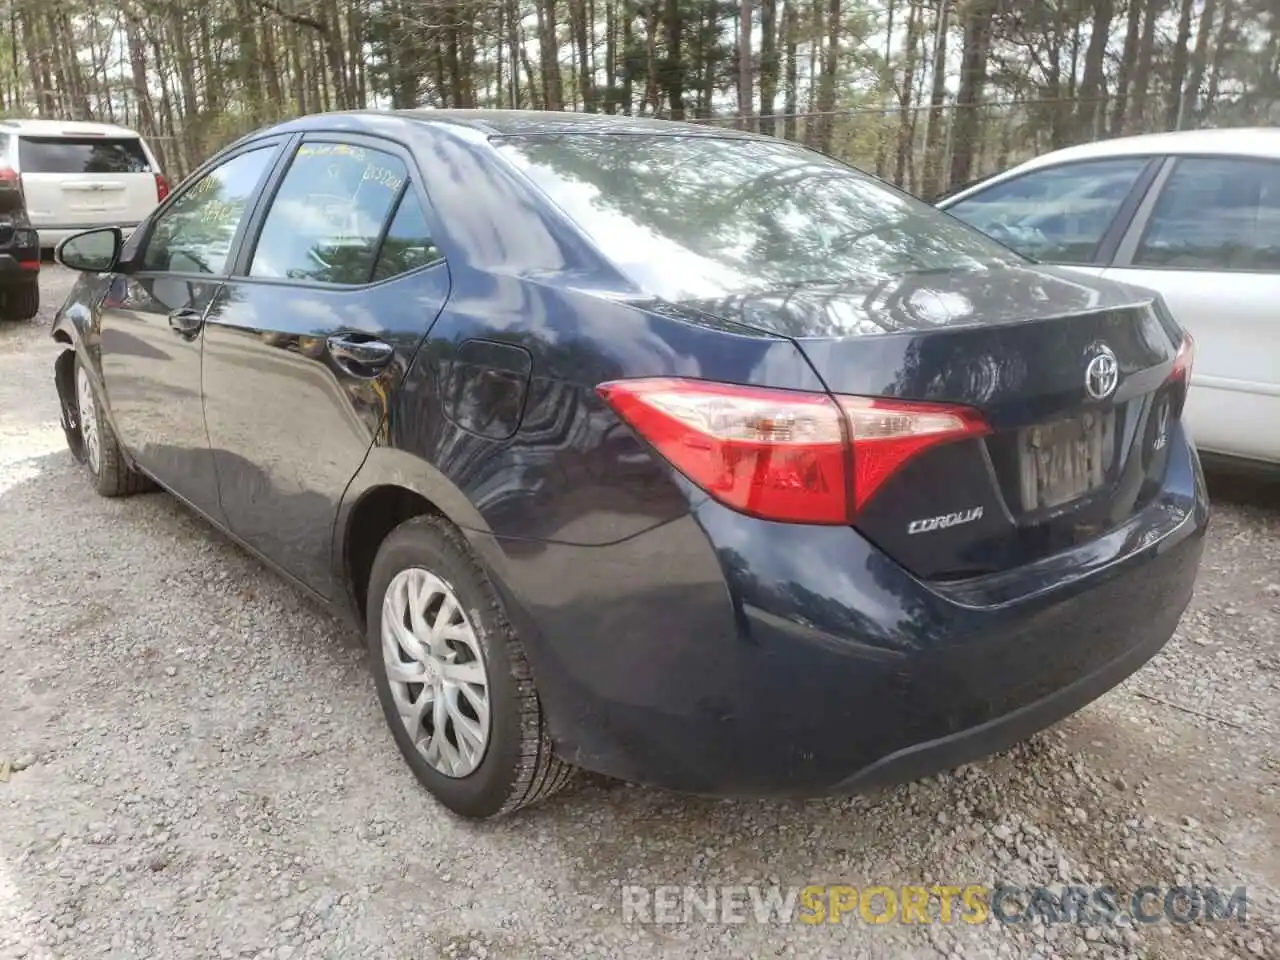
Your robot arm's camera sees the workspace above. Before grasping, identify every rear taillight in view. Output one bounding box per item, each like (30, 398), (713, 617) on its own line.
(1167, 332), (1195, 415)
(835, 395), (991, 512)
(1169, 332), (1195, 384)
(0, 166), (22, 197)
(155, 173), (170, 202)
(597, 378), (990, 524)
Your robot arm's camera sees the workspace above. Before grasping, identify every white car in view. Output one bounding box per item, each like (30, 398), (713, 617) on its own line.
(0, 119), (169, 253)
(937, 128), (1280, 473)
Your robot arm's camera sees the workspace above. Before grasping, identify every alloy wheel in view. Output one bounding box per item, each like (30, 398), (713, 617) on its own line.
(76, 366), (100, 475)
(381, 567), (491, 778)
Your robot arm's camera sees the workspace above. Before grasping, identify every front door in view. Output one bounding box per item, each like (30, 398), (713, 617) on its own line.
(201, 135), (450, 596)
(97, 143), (282, 519)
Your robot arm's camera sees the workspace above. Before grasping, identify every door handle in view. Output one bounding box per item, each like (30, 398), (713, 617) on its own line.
(168, 308), (204, 337)
(326, 334), (395, 372)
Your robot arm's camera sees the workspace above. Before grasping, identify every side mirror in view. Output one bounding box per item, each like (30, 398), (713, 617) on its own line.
(55, 227), (123, 274)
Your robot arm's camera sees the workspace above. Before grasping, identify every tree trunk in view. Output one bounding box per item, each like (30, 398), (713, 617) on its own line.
(1110, 0), (1143, 136)
(662, 0), (684, 118)
(921, 0), (950, 202)
(759, 0), (778, 135)
(536, 0), (564, 110)
(123, 6), (161, 163)
(621, 1), (634, 113)
(604, 0), (617, 112)
(894, 0), (922, 189)
(1129, 0), (1160, 133)
(738, 0), (754, 128)
(814, 0), (840, 151)
(519, 19), (541, 109)
(874, 0), (896, 179)
(1076, 0), (1114, 140)
(1203, 0), (1234, 117)
(949, 0), (993, 189)
(783, 0), (798, 139)
(507, 0), (522, 107)
(804, 0), (820, 142)
(1181, 0), (1219, 123)
(571, 0), (596, 111)
(1165, 0), (1195, 130)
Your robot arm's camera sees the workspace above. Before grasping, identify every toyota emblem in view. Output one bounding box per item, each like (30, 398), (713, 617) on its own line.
(1084, 345), (1119, 401)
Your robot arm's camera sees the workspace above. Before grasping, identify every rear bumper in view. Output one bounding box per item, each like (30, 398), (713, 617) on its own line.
(827, 570), (1181, 793)
(0, 252), (40, 281)
(480, 426), (1209, 797)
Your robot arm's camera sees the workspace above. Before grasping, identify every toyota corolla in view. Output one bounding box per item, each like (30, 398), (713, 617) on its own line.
(49, 110), (1208, 820)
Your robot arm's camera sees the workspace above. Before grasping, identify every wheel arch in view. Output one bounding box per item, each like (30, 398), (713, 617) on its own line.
(334, 447), (505, 629)
(52, 342), (84, 462)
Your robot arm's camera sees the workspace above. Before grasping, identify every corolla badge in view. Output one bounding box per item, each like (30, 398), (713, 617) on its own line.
(907, 506), (984, 535)
(1084, 345), (1119, 401)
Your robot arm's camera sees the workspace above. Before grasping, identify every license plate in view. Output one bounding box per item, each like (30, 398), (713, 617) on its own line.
(1018, 411), (1115, 510)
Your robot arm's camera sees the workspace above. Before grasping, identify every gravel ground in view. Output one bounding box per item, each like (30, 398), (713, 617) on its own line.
(1, 267), (1277, 960)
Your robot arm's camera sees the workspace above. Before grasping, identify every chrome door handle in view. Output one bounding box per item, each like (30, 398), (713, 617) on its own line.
(326, 335), (394, 371)
(168, 308), (204, 337)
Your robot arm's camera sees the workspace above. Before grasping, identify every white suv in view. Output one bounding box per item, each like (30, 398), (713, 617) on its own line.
(0, 119), (169, 253)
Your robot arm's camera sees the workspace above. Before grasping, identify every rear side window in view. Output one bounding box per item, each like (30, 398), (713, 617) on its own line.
(1135, 157), (1280, 272)
(372, 193), (442, 281)
(945, 158), (1150, 264)
(18, 136), (153, 174)
(250, 142), (409, 285)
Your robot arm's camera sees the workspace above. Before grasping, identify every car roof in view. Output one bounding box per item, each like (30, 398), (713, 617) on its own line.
(936, 127), (1280, 208)
(0, 118), (147, 139)
(1001, 127), (1280, 174)
(260, 108), (760, 142)
(399, 108), (755, 138)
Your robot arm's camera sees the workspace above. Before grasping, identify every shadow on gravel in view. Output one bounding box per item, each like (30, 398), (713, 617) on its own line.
(0, 446), (1237, 957)
(1204, 468), (1279, 512)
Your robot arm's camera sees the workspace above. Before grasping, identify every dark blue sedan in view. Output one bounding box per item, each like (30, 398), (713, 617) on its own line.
(49, 110), (1208, 819)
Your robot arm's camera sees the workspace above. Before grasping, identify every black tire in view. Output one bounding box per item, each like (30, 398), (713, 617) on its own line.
(0, 279), (38, 322)
(367, 514), (575, 819)
(74, 353), (153, 497)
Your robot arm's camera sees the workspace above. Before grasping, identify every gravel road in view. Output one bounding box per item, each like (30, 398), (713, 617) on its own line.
(1, 267), (1277, 960)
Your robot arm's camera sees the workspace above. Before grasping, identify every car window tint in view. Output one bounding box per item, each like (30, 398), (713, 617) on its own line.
(250, 142), (408, 284)
(495, 134), (1023, 301)
(18, 136), (153, 174)
(142, 147), (277, 275)
(945, 158), (1149, 263)
(1135, 157), (1280, 272)
(371, 192), (442, 281)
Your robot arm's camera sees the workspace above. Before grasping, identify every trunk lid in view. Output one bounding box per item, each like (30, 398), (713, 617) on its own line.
(18, 134), (158, 228)
(685, 264), (1189, 580)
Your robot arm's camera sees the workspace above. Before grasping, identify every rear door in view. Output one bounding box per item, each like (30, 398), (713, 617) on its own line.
(201, 133), (450, 597)
(1102, 154), (1280, 465)
(18, 133), (158, 230)
(939, 155), (1162, 277)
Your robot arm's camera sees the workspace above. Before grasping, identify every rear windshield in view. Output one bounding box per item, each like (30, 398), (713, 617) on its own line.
(494, 133), (1022, 299)
(18, 136), (152, 174)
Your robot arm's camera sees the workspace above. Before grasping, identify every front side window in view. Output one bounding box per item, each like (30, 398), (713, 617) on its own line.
(250, 142), (409, 285)
(1135, 157), (1280, 272)
(19, 136), (153, 174)
(495, 133), (1022, 300)
(945, 158), (1150, 264)
(142, 146), (277, 275)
